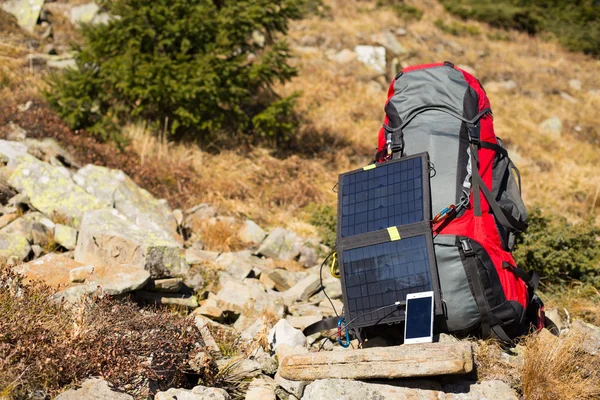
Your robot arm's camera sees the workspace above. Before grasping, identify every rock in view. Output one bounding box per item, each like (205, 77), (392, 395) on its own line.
(372, 30), (406, 56)
(193, 315), (222, 355)
(196, 296), (224, 320)
(275, 371), (309, 399)
(69, 265), (94, 283)
(279, 342), (473, 381)
(261, 269), (296, 292)
(268, 319), (307, 352)
(215, 251), (254, 280)
(252, 30), (266, 47)
(256, 228), (300, 260)
(173, 209), (184, 226)
(136, 291), (198, 308)
(286, 315), (323, 330)
(215, 279), (268, 315)
(246, 377), (276, 400)
(155, 385), (230, 400)
(333, 49), (357, 64)
(544, 308), (567, 332)
(282, 275), (321, 305)
(186, 248), (219, 264)
(0, 184), (17, 204)
(23, 138), (80, 168)
(276, 344), (309, 367)
(539, 116), (563, 137)
(297, 244), (318, 268)
(0, 232), (30, 263)
(47, 58), (77, 70)
(217, 358), (262, 380)
(443, 380), (519, 400)
(1, 0), (45, 32)
(70, 3), (100, 25)
(31, 244), (42, 258)
(396, 27), (407, 36)
(74, 208), (186, 278)
(54, 224), (78, 250)
(17, 100), (33, 112)
(0, 213), (18, 230)
(570, 320), (600, 356)
(16, 253), (150, 296)
(484, 80), (517, 93)
(0, 211), (44, 242)
(0, 139), (35, 168)
(252, 347), (279, 375)
(7, 122), (27, 141)
(241, 318), (267, 342)
(302, 379), (441, 400)
(54, 378), (133, 400)
(239, 220), (266, 245)
(184, 204), (218, 233)
(354, 45), (386, 74)
(569, 79), (582, 91)
(73, 165), (179, 240)
(8, 159), (108, 228)
(147, 277), (183, 293)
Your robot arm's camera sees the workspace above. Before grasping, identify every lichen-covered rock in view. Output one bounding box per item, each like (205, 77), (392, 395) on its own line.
(8, 158), (108, 228)
(0, 139), (36, 168)
(54, 223), (78, 250)
(73, 165), (179, 241)
(0, 212), (44, 242)
(0, 232), (30, 263)
(75, 208), (187, 278)
(55, 378), (133, 400)
(0, 0), (45, 32)
(183, 203), (218, 233)
(239, 220), (266, 245)
(256, 228), (300, 260)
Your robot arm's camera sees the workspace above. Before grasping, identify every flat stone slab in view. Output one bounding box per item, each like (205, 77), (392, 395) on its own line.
(279, 342), (473, 381)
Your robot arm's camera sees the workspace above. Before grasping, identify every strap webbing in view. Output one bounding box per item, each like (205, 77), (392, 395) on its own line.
(302, 317), (338, 336)
(503, 262), (540, 290)
(462, 248), (491, 338)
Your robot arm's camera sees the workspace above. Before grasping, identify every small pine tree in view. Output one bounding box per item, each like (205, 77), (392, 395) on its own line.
(45, 0), (305, 143)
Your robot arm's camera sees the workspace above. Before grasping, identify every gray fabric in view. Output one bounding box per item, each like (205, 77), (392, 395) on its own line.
(389, 66), (469, 215)
(434, 235), (480, 332)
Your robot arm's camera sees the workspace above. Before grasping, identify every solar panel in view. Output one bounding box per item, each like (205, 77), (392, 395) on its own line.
(339, 156), (426, 237)
(336, 153), (442, 329)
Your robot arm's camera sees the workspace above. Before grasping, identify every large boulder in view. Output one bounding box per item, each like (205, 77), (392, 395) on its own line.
(73, 165), (179, 241)
(8, 159), (108, 228)
(74, 208), (187, 278)
(0, 139), (35, 168)
(0, 232), (30, 263)
(55, 378), (133, 400)
(155, 386), (229, 400)
(215, 279), (283, 317)
(15, 253), (150, 296)
(1, 0), (45, 32)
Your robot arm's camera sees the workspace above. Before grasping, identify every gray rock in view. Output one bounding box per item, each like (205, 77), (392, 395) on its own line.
(246, 377), (277, 400)
(31, 244), (42, 258)
(217, 358), (262, 380)
(193, 315), (222, 355)
(215, 251), (254, 280)
(0, 212), (44, 243)
(54, 224), (78, 250)
(7, 122), (27, 141)
(396, 27), (407, 36)
(23, 138), (80, 168)
(74, 208), (187, 278)
(302, 379), (441, 400)
(0, 232), (30, 263)
(73, 165), (179, 241)
(286, 315), (323, 330)
(544, 308), (568, 333)
(185, 248), (219, 264)
(282, 275), (321, 305)
(256, 228), (300, 260)
(8, 159), (108, 229)
(268, 319), (307, 351)
(372, 30), (406, 56)
(275, 372), (309, 399)
(239, 220), (266, 245)
(569, 79), (582, 91)
(241, 318), (267, 342)
(70, 3), (100, 25)
(1, 0), (44, 32)
(354, 45), (386, 74)
(196, 296), (224, 320)
(184, 203), (218, 233)
(55, 378), (133, 400)
(0, 139), (35, 168)
(298, 245), (318, 268)
(155, 385), (229, 400)
(443, 380), (519, 400)
(172, 209), (184, 226)
(251, 347), (279, 375)
(333, 49), (357, 64)
(135, 291), (198, 308)
(148, 277), (183, 293)
(214, 279), (269, 315)
(539, 116), (563, 137)
(570, 320), (600, 355)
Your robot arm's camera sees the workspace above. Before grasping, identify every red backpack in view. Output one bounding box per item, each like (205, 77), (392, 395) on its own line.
(375, 62), (544, 340)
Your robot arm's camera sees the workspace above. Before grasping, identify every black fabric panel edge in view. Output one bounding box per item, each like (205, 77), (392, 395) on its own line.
(457, 86), (479, 203)
(338, 221), (431, 250)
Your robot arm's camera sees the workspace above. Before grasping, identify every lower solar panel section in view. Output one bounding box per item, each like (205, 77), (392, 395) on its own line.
(341, 235), (433, 328)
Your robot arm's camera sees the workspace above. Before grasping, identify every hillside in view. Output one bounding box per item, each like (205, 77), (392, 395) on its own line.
(0, 0), (599, 399)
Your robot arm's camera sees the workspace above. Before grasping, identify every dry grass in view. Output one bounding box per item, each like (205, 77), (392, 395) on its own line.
(475, 339), (522, 391)
(0, 266), (203, 399)
(197, 220), (246, 253)
(522, 330), (600, 400)
(541, 282), (600, 326)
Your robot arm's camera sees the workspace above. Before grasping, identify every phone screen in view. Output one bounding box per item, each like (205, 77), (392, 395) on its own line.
(405, 296), (433, 339)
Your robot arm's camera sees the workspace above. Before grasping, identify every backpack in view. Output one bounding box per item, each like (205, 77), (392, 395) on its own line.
(374, 61), (544, 340)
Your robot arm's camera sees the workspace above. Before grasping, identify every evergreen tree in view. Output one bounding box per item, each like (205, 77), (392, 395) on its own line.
(45, 0), (304, 144)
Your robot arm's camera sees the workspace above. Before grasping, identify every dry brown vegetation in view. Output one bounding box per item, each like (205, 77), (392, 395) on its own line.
(0, 266), (203, 399)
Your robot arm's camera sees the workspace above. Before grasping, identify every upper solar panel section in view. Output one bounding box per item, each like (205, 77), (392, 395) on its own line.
(339, 157), (424, 238)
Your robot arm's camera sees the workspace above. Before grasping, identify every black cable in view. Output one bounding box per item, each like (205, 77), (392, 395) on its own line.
(344, 301), (405, 331)
(319, 250), (340, 319)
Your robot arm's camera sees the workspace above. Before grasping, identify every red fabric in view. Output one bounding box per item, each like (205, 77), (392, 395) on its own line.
(377, 64), (528, 309)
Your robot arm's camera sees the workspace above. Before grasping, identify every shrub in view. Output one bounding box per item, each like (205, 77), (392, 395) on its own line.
(376, 0), (424, 20)
(45, 0), (306, 144)
(434, 18), (482, 36)
(0, 266), (203, 399)
(440, 0), (600, 57)
(513, 207), (600, 285)
(306, 203), (336, 249)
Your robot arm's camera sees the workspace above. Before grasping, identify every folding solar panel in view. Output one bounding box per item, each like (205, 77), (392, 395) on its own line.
(336, 153), (442, 329)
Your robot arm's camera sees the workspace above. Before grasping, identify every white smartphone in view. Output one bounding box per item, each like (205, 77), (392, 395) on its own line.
(404, 291), (434, 344)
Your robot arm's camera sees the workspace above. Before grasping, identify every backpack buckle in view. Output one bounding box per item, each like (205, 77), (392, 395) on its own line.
(460, 239), (475, 256)
(467, 123), (480, 145)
